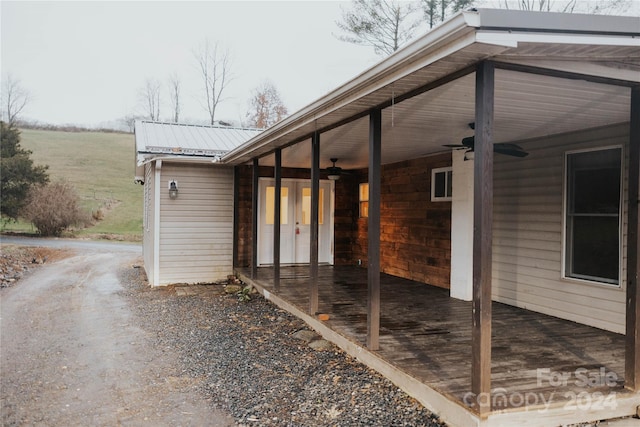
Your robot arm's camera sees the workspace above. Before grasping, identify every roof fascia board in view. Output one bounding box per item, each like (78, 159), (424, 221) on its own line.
(136, 153), (222, 167)
(477, 31), (640, 48)
(474, 8), (640, 36)
(222, 12), (482, 165)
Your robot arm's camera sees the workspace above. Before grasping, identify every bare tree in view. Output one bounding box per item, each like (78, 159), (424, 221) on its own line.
(194, 39), (233, 125)
(139, 78), (161, 121)
(336, 0), (424, 55)
(484, 0), (631, 13)
(120, 114), (143, 133)
(2, 75), (31, 125)
(168, 73), (181, 123)
(246, 80), (289, 129)
(423, 0), (475, 29)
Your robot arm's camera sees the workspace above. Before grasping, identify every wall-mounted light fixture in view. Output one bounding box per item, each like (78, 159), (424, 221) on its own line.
(168, 180), (179, 199)
(327, 158), (342, 181)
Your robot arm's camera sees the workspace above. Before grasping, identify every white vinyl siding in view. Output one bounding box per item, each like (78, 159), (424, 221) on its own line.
(158, 162), (234, 285)
(492, 124), (628, 333)
(142, 163), (155, 284)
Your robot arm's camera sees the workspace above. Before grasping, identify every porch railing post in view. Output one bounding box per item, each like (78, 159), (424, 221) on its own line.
(626, 86), (640, 391)
(310, 132), (320, 315)
(367, 108), (382, 351)
(274, 149), (282, 291)
(251, 158), (259, 279)
(472, 60), (494, 417)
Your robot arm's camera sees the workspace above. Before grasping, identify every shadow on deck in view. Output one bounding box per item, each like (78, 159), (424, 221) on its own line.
(237, 265), (638, 427)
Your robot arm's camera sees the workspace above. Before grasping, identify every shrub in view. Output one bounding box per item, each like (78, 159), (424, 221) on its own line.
(21, 181), (89, 236)
(0, 121), (49, 220)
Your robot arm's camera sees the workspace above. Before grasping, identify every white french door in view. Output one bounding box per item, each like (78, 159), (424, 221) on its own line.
(258, 178), (333, 266)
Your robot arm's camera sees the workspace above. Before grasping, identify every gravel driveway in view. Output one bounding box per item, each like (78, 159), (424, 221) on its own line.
(1, 238), (444, 426)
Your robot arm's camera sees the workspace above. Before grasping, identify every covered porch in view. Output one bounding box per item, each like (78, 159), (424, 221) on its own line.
(237, 265), (635, 426)
(224, 9), (640, 427)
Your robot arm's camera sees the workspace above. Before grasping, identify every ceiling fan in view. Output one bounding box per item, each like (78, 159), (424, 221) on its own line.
(444, 123), (528, 158)
(326, 158), (342, 180)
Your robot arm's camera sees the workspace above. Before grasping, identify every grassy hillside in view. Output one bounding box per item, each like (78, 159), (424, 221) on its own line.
(6, 128), (143, 240)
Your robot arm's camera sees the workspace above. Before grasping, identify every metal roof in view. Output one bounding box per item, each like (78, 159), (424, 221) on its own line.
(135, 120), (262, 165)
(220, 8), (640, 170)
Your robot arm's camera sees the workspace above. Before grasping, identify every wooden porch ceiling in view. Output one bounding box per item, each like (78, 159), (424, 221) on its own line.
(239, 265), (631, 417)
(222, 8), (639, 171)
(257, 69), (632, 171)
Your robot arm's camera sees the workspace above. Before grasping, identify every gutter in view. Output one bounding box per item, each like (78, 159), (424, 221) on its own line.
(136, 152), (226, 168)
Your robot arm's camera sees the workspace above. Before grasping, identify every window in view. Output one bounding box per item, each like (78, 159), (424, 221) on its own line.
(565, 147), (622, 285)
(431, 167), (452, 201)
(359, 183), (369, 218)
(301, 188), (324, 225)
(265, 186), (289, 225)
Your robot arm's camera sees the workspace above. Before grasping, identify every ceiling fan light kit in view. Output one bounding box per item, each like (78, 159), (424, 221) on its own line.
(327, 158), (342, 180)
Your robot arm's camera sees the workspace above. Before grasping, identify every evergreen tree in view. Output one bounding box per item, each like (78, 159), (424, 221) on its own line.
(1, 121), (49, 220)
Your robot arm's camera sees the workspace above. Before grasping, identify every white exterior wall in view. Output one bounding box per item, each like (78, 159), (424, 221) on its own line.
(492, 124), (628, 333)
(157, 162), (234, 285)
(450, 149), (474, 301)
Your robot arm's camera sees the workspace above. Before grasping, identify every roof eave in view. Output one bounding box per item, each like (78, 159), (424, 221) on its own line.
(220, 9), (640, 166)
(221, 11), (481, 165)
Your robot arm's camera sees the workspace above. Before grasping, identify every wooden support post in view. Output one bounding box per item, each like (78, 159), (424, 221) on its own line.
(310, 133), (320, 315)
(233, 166), (239, 270)
(472, 61), (494, 417)
(367, 109), (382, 351)
(626, 86), (640, 391)
(274, 149), (282, 292)
(251, 158), (259, 279)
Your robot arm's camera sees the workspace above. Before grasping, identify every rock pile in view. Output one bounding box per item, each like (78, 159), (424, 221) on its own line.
(0, 245), (66, 288)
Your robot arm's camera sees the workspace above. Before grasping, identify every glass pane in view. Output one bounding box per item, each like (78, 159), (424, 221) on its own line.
(570, 216), (619, 282)
(569, 149), (620, 214)
(360, 201), (369, 218)
(302, 188), (310, 225)
(265, 186), (288, 225)
(434, 171), (446, 198)
(566, 148), (621, 284)
(359, 183), (369, 202)
(265, 186), (274, 225)
(319, 189), (324, 225)
(446, 170), (453, 198)
(280, 188), (288, 225)
(300, 188), (323, 225)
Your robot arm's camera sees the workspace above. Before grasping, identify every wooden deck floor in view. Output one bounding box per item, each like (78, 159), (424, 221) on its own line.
(238, 265), (631, 417)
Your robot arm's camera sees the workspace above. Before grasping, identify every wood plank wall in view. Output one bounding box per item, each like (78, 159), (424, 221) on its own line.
(350, 153), (452, 288)
(236, 153), (453, 289)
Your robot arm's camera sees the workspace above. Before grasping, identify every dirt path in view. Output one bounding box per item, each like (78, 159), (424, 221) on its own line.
(1, 242), (234, 426)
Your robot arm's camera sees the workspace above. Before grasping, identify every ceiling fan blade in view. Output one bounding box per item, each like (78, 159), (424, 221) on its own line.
(495, 143), (528, 157)
(446, 136), (528, 158)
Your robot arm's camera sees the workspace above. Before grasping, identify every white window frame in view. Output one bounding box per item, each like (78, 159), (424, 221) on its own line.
(431, 166), (453, 202)
(561, 145), (623, 287)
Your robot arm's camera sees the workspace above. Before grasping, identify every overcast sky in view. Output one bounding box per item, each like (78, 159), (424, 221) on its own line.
(1, 1), (383, 127)
(3, 1), (639, 128)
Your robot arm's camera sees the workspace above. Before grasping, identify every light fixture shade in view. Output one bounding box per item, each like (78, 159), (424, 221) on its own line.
(326, 166), (342, 180)
(464, 150), (475, 161)
(327, 158), (342, 180)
